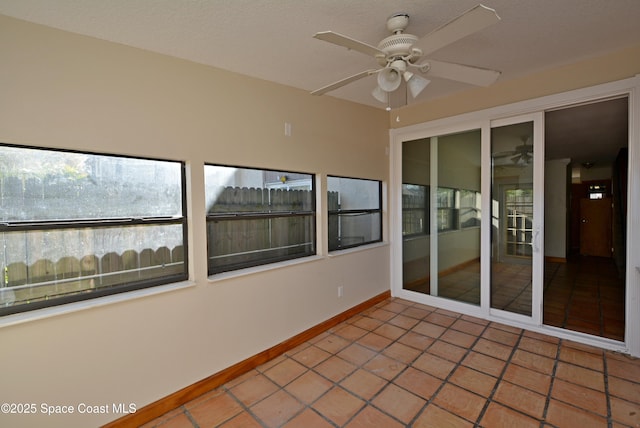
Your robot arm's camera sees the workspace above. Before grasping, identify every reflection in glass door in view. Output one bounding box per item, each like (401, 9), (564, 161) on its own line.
(490, 120), (537, 317)
(504, 187), (533, 259)
(402, 129), (481, 306)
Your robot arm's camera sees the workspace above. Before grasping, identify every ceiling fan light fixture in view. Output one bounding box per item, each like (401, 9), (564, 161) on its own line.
(406, 74), (430, 98)
(377, 67), (402, 92)
(371, 86), (388, 103)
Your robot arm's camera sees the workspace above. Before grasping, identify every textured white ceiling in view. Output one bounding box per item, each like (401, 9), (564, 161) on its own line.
(1, 0), (639, 110)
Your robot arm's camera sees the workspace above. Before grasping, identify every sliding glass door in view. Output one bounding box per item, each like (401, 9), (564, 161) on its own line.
(490, 114), (543, 322)
(399, 114), (543, 322)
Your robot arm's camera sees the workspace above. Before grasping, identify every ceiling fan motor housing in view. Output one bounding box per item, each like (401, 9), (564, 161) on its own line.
(377, 33), (418, 59)
(377, 12), (418, 65)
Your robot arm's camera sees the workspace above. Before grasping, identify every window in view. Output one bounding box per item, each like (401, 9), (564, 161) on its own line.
(402, 185), (480, 237)
(402, 183), (428, 236)
(205, 165), (315, 274)
(437, 187), (457, 231)
(328, 176), (382, 251)
(459, 189), (481, 228)
(0, 144), (187, 316)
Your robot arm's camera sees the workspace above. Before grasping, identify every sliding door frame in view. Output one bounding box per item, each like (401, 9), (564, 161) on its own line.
(489, 112), (544, 326)
(390, 74), (640, 356)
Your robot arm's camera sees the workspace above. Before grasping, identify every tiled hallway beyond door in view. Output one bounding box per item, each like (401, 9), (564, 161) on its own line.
(544, 256), (625, 341)
(143, 298), (640, 428)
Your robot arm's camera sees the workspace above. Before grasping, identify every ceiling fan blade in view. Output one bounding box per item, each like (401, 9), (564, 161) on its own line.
(418, 59), (500, 86)
(313, 31), (385, 57)
(412, 4), (500, 56)
(311, 69), (379, 96)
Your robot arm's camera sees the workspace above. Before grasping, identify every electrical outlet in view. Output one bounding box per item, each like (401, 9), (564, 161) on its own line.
(337, 286), (343, 297)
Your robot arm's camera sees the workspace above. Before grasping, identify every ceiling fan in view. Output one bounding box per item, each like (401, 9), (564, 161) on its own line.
(311, 4), (501, 109)
(493, 136), (534, 166)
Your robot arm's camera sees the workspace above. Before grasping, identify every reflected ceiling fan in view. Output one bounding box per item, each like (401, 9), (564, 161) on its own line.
(311, 4), (502, 109)
(493, 136), (534, 166)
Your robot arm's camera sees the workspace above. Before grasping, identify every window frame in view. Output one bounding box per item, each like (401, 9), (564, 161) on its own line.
(205, 164), (316, 275)
(402, 183), (429, 237)
(327, 175), (383, 251)
(0, 143), (189, 317)
(436, 186), (458, 232)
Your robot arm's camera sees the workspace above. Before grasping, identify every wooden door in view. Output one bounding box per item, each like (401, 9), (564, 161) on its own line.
(580, 198), (612, 257)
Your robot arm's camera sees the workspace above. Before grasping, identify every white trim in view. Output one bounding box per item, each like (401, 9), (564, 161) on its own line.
(626, 74), (640, 356)
(480, 123), (492, 319)
(391, 75), (640, 356)
(430, 137), (439, 297)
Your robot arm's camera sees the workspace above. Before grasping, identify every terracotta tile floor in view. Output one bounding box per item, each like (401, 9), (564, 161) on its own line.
(143, 298), (640, 428)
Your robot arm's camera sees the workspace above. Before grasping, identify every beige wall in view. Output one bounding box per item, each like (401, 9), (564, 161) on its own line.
(0, 15), (389, 427)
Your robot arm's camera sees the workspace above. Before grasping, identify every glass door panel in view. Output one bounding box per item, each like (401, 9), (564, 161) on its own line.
(402, 130), (481, 306)
(491, 121), (535, 316)
(402, 138), (431, 294)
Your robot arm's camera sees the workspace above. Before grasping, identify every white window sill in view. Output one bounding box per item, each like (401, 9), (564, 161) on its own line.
(327, 241), (389, 257)
(0, 280), (196, 329)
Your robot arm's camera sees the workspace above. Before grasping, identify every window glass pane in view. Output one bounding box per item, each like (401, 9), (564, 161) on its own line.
(207, 216), (315, 273)
(205, 165), (315, 274)
(0, 144), (187, 315)
(437, 130), (481, 306)
(327, 176), (380, 210)
(402, 130), (481, 306)
(328, 212), (381, 249)
(0, 145), (182, 221)
(1, 224), (185, 308)
(491, 121), (534, 316)
(206, 165), (313, 213)
(327, 176), (382, 251)
(402, 137), (431, 291)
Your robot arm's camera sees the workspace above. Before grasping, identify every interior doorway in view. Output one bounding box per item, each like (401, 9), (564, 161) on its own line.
(543, 96), (628, 340)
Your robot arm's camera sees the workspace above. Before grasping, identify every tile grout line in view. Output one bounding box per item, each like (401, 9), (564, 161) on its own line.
(182, 405), (200, 428)
(336, 302), (450, 427)
(220, 384), (272, 428)
(322, 303), (477, 427)
(473, 327), (527, 427)
(404, 312), (496, 427)
(540, 337), (563, 427)
(233, 301), (427, 428)
(603, 351), (613, 428)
